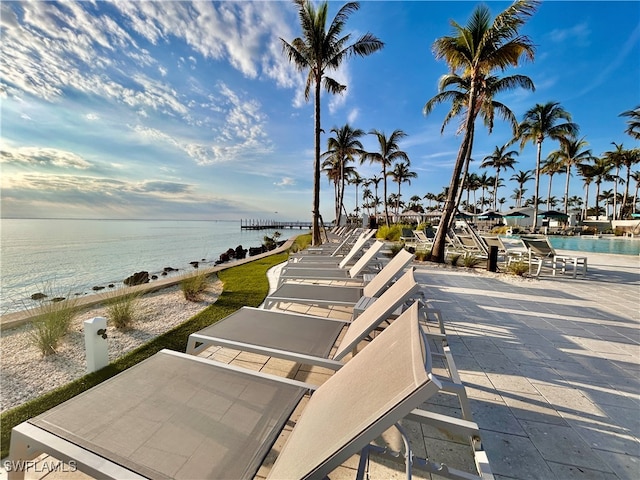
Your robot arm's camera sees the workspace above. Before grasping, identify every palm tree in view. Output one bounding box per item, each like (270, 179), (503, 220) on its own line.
(548, 136), (593, 215)
(362, 186), (373, 217)
(620, 105), (640, 140)
(621, 151), (640, 216)
(510, 169), (534, 207)
(424, 192), (437, 210)
(423, 0), (537, 262)
(598, 189), (615, 219)
(348, 172), (363, 218)
(321, 124), (364, 224)
(408, 195), (424, 212)
(590, 157), (615, 220)
(631, 170), (640, 214)
(602, 142), (628, 220)
(280, 0), (383, 245)
(540, 154), (564, 210)
(362, 129), (409, 226)
(577, 163), (595, 220)
(481, 144), (519, 210)
(368, 175), (383, 218)
(388, 161), (418, 218)
(516, 101), (579, 230)
(568, 195), (583, 211)
(477, 172), (495, 211)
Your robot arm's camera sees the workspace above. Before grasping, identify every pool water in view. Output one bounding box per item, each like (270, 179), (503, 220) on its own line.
(548, 236), (640, 256)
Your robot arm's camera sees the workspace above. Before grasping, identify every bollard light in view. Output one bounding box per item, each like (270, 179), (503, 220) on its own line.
(84, 317), (109, 373)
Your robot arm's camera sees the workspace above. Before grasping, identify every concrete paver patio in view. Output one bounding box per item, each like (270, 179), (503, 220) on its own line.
(412, 251), (639, 479)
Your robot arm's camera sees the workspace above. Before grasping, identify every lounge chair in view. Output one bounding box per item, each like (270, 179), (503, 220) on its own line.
(263, 250), (415, 311)
(297, 229), (375, 257)
(403, 229), (434, 251)
(288, 231), (375, 266)
(187, 268), (420, 364)
(277, 241), (384, 286)
(521, 236), (587, 278)
(7, 304), (489, 480)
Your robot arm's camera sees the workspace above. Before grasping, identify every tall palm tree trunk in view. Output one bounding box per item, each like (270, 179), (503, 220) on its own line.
(532, 141), (542, 230)
(312, 79), (322, 245)
(383, 168), (390, 227)
(563, 164), (571, 215)
(613, 166), (620, 220)
(454, 127), (474, 212)
(430, 104), (475, 263)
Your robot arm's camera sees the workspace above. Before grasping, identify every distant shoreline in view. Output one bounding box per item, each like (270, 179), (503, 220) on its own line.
(0, 240), (293, 330)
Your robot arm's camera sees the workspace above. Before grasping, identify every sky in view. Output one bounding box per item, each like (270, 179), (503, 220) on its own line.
(1, 0), (639, 221)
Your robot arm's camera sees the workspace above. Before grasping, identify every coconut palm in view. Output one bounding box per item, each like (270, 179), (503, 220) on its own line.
(465, 172), (482, 211)
(348, 172), (363, 217)
(280, 0), (383, 244)
(631, 171), (640, 213)
(516, 101), (579, 229)
(362, 186), (373, 217)
(589, 157), (615, 220)
(321, 124), (365, 224)
(603, 144), (640, 219)
(477, 172), (495, 211)
(621, 151), (640, 216)
(368, 175), (383, 218)
(577, 163), (595, 220)
(540, 154), (565, 210)
(422, 0), (537, 262)
(548, 136), (593, 215)
(388, 161), (418, 218)
(510, 169), (534, 207)
(362, 129), (409, 226)
(481, 144), (519, 210)
(598, 189), (615, 219)
(620, 105), (640, 140)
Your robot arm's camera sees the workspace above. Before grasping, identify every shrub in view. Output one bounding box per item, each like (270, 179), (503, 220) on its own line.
(376, 224), (409, 241)
(291, 233), (311, 252)
(461, 253), (481, 268)
(448, 253), (462, 266)
(181, 271), (210, 301)
(106, 291), (141, 330)
(414, 249), (431, 261)
(28, 299), (78, 356)
(388, 243), (404, 257)
(507, 260), (530, 276)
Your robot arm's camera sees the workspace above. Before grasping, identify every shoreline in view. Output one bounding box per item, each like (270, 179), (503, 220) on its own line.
(0, 218), (289, 317)
(0, 241), (292, 330)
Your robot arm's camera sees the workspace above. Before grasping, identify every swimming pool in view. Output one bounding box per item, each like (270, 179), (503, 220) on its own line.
(548, 236), (640, 256)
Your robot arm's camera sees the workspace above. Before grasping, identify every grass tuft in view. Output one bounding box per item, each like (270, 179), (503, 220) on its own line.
(180, 271), (210, 301)
(106, 291), (141, 329)
(28, 299), (78, 356)
(506, 260), (531, 276)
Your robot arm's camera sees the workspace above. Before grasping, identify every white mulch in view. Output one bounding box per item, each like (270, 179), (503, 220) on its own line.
(0, 278), (222, 412)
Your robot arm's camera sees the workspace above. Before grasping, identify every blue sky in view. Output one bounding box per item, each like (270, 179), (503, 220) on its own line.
(1, 0), (639, 221)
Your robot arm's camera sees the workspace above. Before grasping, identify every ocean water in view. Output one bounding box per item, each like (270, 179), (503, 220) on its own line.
(0, 219), (290, 315)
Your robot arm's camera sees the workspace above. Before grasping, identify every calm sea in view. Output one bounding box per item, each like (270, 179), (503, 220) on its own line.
(0, 219), (290, 315)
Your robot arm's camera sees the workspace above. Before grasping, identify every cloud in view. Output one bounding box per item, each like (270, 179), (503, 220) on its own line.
(0, 172), (259, 219)
(0, 146), (92, 169)
(547, 22), (591, 46)
(274, 177), (296, 187)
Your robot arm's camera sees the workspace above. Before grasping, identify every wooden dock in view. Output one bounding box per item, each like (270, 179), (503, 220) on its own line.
(240, 219), (312, 230)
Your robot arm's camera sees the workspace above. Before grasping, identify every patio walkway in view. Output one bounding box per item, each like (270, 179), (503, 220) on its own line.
(411, 250), (640, 479)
